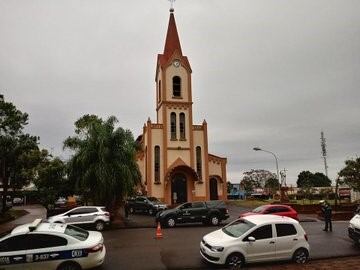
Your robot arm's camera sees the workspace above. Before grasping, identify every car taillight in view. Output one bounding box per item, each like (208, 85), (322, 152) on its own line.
(104, 212), (110, 217)
(87, 243), (104, 253)
(304, 234), (308, 241)
(226, 209), (229, 214)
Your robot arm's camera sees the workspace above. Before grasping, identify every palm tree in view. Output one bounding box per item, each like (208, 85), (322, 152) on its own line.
(64, 115), (141, 212)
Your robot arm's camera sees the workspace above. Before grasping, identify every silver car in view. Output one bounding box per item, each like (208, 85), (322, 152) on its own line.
(47, 206), (110, 231)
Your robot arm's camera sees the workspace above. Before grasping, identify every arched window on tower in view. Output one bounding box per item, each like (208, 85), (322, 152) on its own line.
(158, 80), (161, 102)
(154, 146), (160, 183)
(179, 113), (186, 140)
(196, 146), (202, 179)
(170, 112), (177, 140)
(172, 76), (181, 97)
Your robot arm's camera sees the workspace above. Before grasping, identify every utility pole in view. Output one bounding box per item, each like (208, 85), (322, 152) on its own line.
(320, 131), (329, 178)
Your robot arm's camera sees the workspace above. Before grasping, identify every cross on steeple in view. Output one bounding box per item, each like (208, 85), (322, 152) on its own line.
(169, 0), (176, 12)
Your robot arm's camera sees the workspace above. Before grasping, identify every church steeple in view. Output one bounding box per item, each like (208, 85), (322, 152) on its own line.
(156, 10), (191, 76)
(163, 11), (183, 58)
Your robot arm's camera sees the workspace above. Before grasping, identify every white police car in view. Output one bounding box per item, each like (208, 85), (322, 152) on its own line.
(0, 219), (106, 270)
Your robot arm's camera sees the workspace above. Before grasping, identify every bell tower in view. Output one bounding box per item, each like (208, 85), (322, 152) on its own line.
(155, 9), (195, 167)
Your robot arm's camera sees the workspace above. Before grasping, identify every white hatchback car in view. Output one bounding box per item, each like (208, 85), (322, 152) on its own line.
(0, 219), (105, 270)
(47, 206), (110, 231)
(200, 215), (310, 268)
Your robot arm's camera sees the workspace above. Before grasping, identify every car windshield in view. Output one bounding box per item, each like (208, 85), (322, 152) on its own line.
(222, 219), (255, 238)
(252, 205), (267, 213)
(64, 225), (89, 241)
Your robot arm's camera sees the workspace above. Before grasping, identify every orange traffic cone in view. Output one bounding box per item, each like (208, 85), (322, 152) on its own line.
(155, 222), (163, 239)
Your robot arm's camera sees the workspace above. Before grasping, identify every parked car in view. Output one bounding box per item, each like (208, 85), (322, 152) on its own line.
(200, 215), (310, 268)
(156, 200), (229, 227)
(239, 204), (299, 220)
(127, 196), (167, 215)
(1, 196), (13, 208)
(348, 212), (360, 245)
(12, 197), (24, 205)
(47, 206), (110, 231)
(0, 219), (105, 270)
(54, 197), (67, 208)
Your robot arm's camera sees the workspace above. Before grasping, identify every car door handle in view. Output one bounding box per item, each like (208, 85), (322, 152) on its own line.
(269, 241), (275, 244)
(293, 238), (298, 241)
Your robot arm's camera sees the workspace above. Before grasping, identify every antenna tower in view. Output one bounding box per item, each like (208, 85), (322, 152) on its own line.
(320, 131), (328, 178)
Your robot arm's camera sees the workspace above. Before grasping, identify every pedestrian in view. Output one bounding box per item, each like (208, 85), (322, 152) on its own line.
(320, 200), (332, 232)
(124, 199), (129, 219)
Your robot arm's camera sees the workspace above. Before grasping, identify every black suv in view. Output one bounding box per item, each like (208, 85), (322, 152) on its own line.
(155, 200), (229, 227)
(127, 196), (167, 215)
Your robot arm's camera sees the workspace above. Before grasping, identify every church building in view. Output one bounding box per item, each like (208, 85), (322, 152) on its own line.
(136, 8), (227, 205)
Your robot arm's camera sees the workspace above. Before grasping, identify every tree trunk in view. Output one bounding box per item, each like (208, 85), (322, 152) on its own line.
(335, 177), (339, 209)
(1, 159), (8, 214)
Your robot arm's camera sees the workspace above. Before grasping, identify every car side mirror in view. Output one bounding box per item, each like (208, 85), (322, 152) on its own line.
(248, 236), (256, 242)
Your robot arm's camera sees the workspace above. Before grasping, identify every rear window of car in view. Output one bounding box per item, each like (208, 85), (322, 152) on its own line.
(64, 225), (89, 241)
(222, 219), (255, 238)
(276, 224), (297, 237)
(101, 207), (107, 212)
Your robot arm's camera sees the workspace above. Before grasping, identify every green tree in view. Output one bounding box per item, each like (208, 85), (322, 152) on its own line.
(240, 178), (255, 193)
(312, 172), (331, 187)
(265, 177), (280, 195)
(0, 96), (41, 213)
(297, 171), (331, 188)
(34, 155), (72, 209)
(339, 157), (360, 191)
(64, 114), (141, 212)
(297, 171), (313, 188)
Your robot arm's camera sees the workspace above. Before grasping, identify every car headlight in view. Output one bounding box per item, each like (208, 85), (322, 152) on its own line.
(210, 246), (224, 252)
(349, 223), (355, 229)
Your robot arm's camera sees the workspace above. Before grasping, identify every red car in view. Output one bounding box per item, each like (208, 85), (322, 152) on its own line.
(239, 204), (299, 220)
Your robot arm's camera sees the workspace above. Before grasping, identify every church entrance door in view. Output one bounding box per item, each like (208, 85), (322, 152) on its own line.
(171, 173), (187, 204)
(210, 178), (218, 200)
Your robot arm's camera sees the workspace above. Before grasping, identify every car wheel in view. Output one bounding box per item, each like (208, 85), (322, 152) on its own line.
(226, 252), (244, 270)
(210, 215), (220, 226)
(148, 208), (154, 215)
(57, 261), (81, 270)
(293, 248), (309, 264)
(166, 217), (176, 228)
(95, 220), (105, 231)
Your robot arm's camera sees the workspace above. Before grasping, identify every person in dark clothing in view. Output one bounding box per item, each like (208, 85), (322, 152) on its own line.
(124, 200), (129, 219)
(321, 201), (332, 232)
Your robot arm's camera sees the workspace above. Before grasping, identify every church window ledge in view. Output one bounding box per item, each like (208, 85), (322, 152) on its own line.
(172, 96), (183, 99)
(179, 137), (186, 141)
(170, 138), (178, 141)
(154, 181), (161, 185)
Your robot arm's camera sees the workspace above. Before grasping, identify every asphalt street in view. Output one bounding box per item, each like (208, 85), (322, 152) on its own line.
(98, 221), (360, 270)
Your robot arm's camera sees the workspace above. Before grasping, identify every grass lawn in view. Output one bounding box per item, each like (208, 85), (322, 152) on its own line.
(0, 209), (28, 224)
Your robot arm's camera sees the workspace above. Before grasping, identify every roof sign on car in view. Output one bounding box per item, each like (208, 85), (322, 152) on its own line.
(29, 219), (42, 231)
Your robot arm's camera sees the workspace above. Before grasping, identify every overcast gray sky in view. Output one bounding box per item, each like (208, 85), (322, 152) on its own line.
(1, 0), (359, 185)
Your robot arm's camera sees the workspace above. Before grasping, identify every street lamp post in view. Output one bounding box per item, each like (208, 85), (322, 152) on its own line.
(253, 147), (281, 196)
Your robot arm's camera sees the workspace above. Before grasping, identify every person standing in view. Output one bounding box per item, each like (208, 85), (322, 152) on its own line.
(321, 200), (332, 232)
